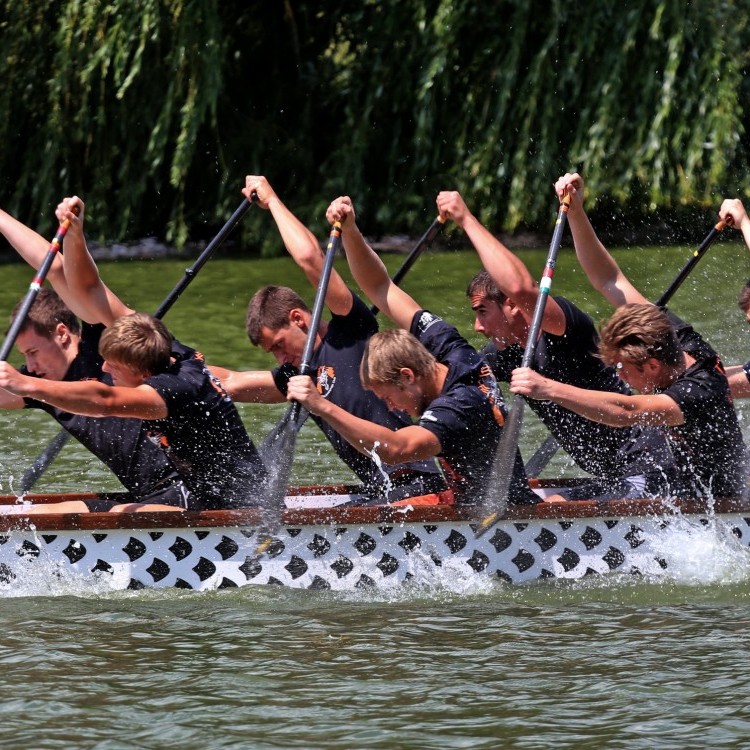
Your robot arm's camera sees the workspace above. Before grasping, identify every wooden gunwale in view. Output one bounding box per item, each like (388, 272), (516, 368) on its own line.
(0, 482), (747, 533)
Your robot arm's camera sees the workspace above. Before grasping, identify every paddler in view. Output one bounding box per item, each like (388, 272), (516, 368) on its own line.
(436, 190), (675, 502)
(285, 195), (540, 507)
(509, 173), (747, 500)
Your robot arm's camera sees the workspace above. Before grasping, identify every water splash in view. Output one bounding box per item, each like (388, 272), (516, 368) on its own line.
(638, 512), (750, 585)
(367, 441), (393, 497)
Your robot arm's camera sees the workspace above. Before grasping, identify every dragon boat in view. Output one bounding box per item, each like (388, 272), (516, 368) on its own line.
(0, 481), (748, 593)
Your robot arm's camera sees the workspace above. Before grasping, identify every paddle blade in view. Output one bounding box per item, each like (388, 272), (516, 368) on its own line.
(475, 397), (525, 538)
(252, 402), (306, 557)
(259, 405), (299, 513)
(258, 405), (308, 467)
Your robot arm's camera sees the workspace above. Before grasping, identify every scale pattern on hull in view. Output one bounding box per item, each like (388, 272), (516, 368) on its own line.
(0, 512), (748, 591)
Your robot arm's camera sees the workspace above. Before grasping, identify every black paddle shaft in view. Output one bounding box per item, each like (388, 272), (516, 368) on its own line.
(656, 217), (731, 308)
(369, 216), (445, 315)
(0, 216), (76, 362)
(291, 222), (342, 419)
(153, 196), (255, 320)
(475, 194), (572, 538)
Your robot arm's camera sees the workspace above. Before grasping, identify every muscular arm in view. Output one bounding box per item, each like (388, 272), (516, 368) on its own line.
(56, 197), (133, 326)
(207, 366), (285, 403)
(244, 176), (353, 316)
(437, 191), (566, 335)
(327, 197), (421, 331)
(0, 362), (167, 419)
(510, 366), (685, 427)
(725, 365), (750, 399)
(286, 375), (442, 462)
(555, 173), (649, 309)
(0, 208), (70, 300)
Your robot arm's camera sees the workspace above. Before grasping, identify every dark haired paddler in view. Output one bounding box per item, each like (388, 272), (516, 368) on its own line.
(0, 208), (189, 513)
(435, 190), (674, 502)
(0, 198), (266, 511)
(510, 174), (746, 499)
(211, 176), (445, 504)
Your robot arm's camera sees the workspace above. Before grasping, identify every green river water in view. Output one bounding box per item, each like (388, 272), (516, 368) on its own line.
(1, 239), (750, 748)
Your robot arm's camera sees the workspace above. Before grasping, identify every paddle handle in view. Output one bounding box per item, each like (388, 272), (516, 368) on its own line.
(290, 221), (342, 422)
(299, 222), (341, 375)
(0, 215), (75, 362)
(152, 193), (256, 320)
(655, 216), (732, 308)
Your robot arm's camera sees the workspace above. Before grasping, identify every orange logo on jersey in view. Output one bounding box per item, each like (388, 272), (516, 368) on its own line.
(146, 430), (171, 451)
(317, 365), (336, 397)
(477, 362), (506, 426)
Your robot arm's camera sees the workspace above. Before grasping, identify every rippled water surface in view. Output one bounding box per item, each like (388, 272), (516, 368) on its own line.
(1, 242), (750, 747)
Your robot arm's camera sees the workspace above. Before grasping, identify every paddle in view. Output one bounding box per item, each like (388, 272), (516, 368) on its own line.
(19, 195), (256, 493)
(656, 216), (732, 308)
(475, 210), (731, 536)
(523, 435), (561, 478)
(475, 193), (572, 539)
(5, 212), (77, 494)
(257, 214), (445, 466)
(254, 222), (343, 556)
(369, 215), (445, 315)
(1, 214), (76, 362)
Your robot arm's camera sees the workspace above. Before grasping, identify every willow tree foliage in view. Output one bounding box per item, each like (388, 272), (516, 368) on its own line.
(0, 0), (748, 249)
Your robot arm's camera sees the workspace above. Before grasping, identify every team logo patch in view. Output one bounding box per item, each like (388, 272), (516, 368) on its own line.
(317, 365), (336, 397)
(415, 310), (441, 337)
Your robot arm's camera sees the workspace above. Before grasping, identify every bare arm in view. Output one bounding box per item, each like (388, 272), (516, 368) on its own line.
(437, 190), (566, 335)
(55, 197), (134, 326)
(0, 387), (25, 410)
(0, 361), (167, 419)
(0, 208), (71, 301)
(326, 197), (421, 331)
(554, 173), (649, 308)
(244, 176), (353, 316)
(726, 365), (750, 399)
(510, 366), (685, 427)
(286, 375), (442, 462)
(207, 366), (285, 403)
(719, 199), (750, 252)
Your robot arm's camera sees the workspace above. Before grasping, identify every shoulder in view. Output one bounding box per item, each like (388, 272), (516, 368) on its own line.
(327, 292), (377, 339)
(552, 296), (598, 336)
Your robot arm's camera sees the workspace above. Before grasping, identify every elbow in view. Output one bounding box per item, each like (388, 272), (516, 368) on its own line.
(604, 401), (641, 427)
(295, 244), (326, 274)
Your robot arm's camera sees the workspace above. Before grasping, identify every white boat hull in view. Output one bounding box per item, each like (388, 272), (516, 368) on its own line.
(1, 488), (748, 592)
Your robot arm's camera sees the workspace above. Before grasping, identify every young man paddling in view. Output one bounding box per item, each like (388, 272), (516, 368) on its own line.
(211, 177), (445, 503)
(0, 209), (190, 514)
(435, 190), (675, 502)
(0, 198), (267, 511)
(285, 196), (539, 507)
(509, 174), (747, 499)
(715, 199), (750, 399)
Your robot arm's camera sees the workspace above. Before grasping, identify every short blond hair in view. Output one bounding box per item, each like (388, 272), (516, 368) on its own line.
(99, 313), (173, 375)
(598, 303), (681, 368)
(360, 329), (437, 387)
